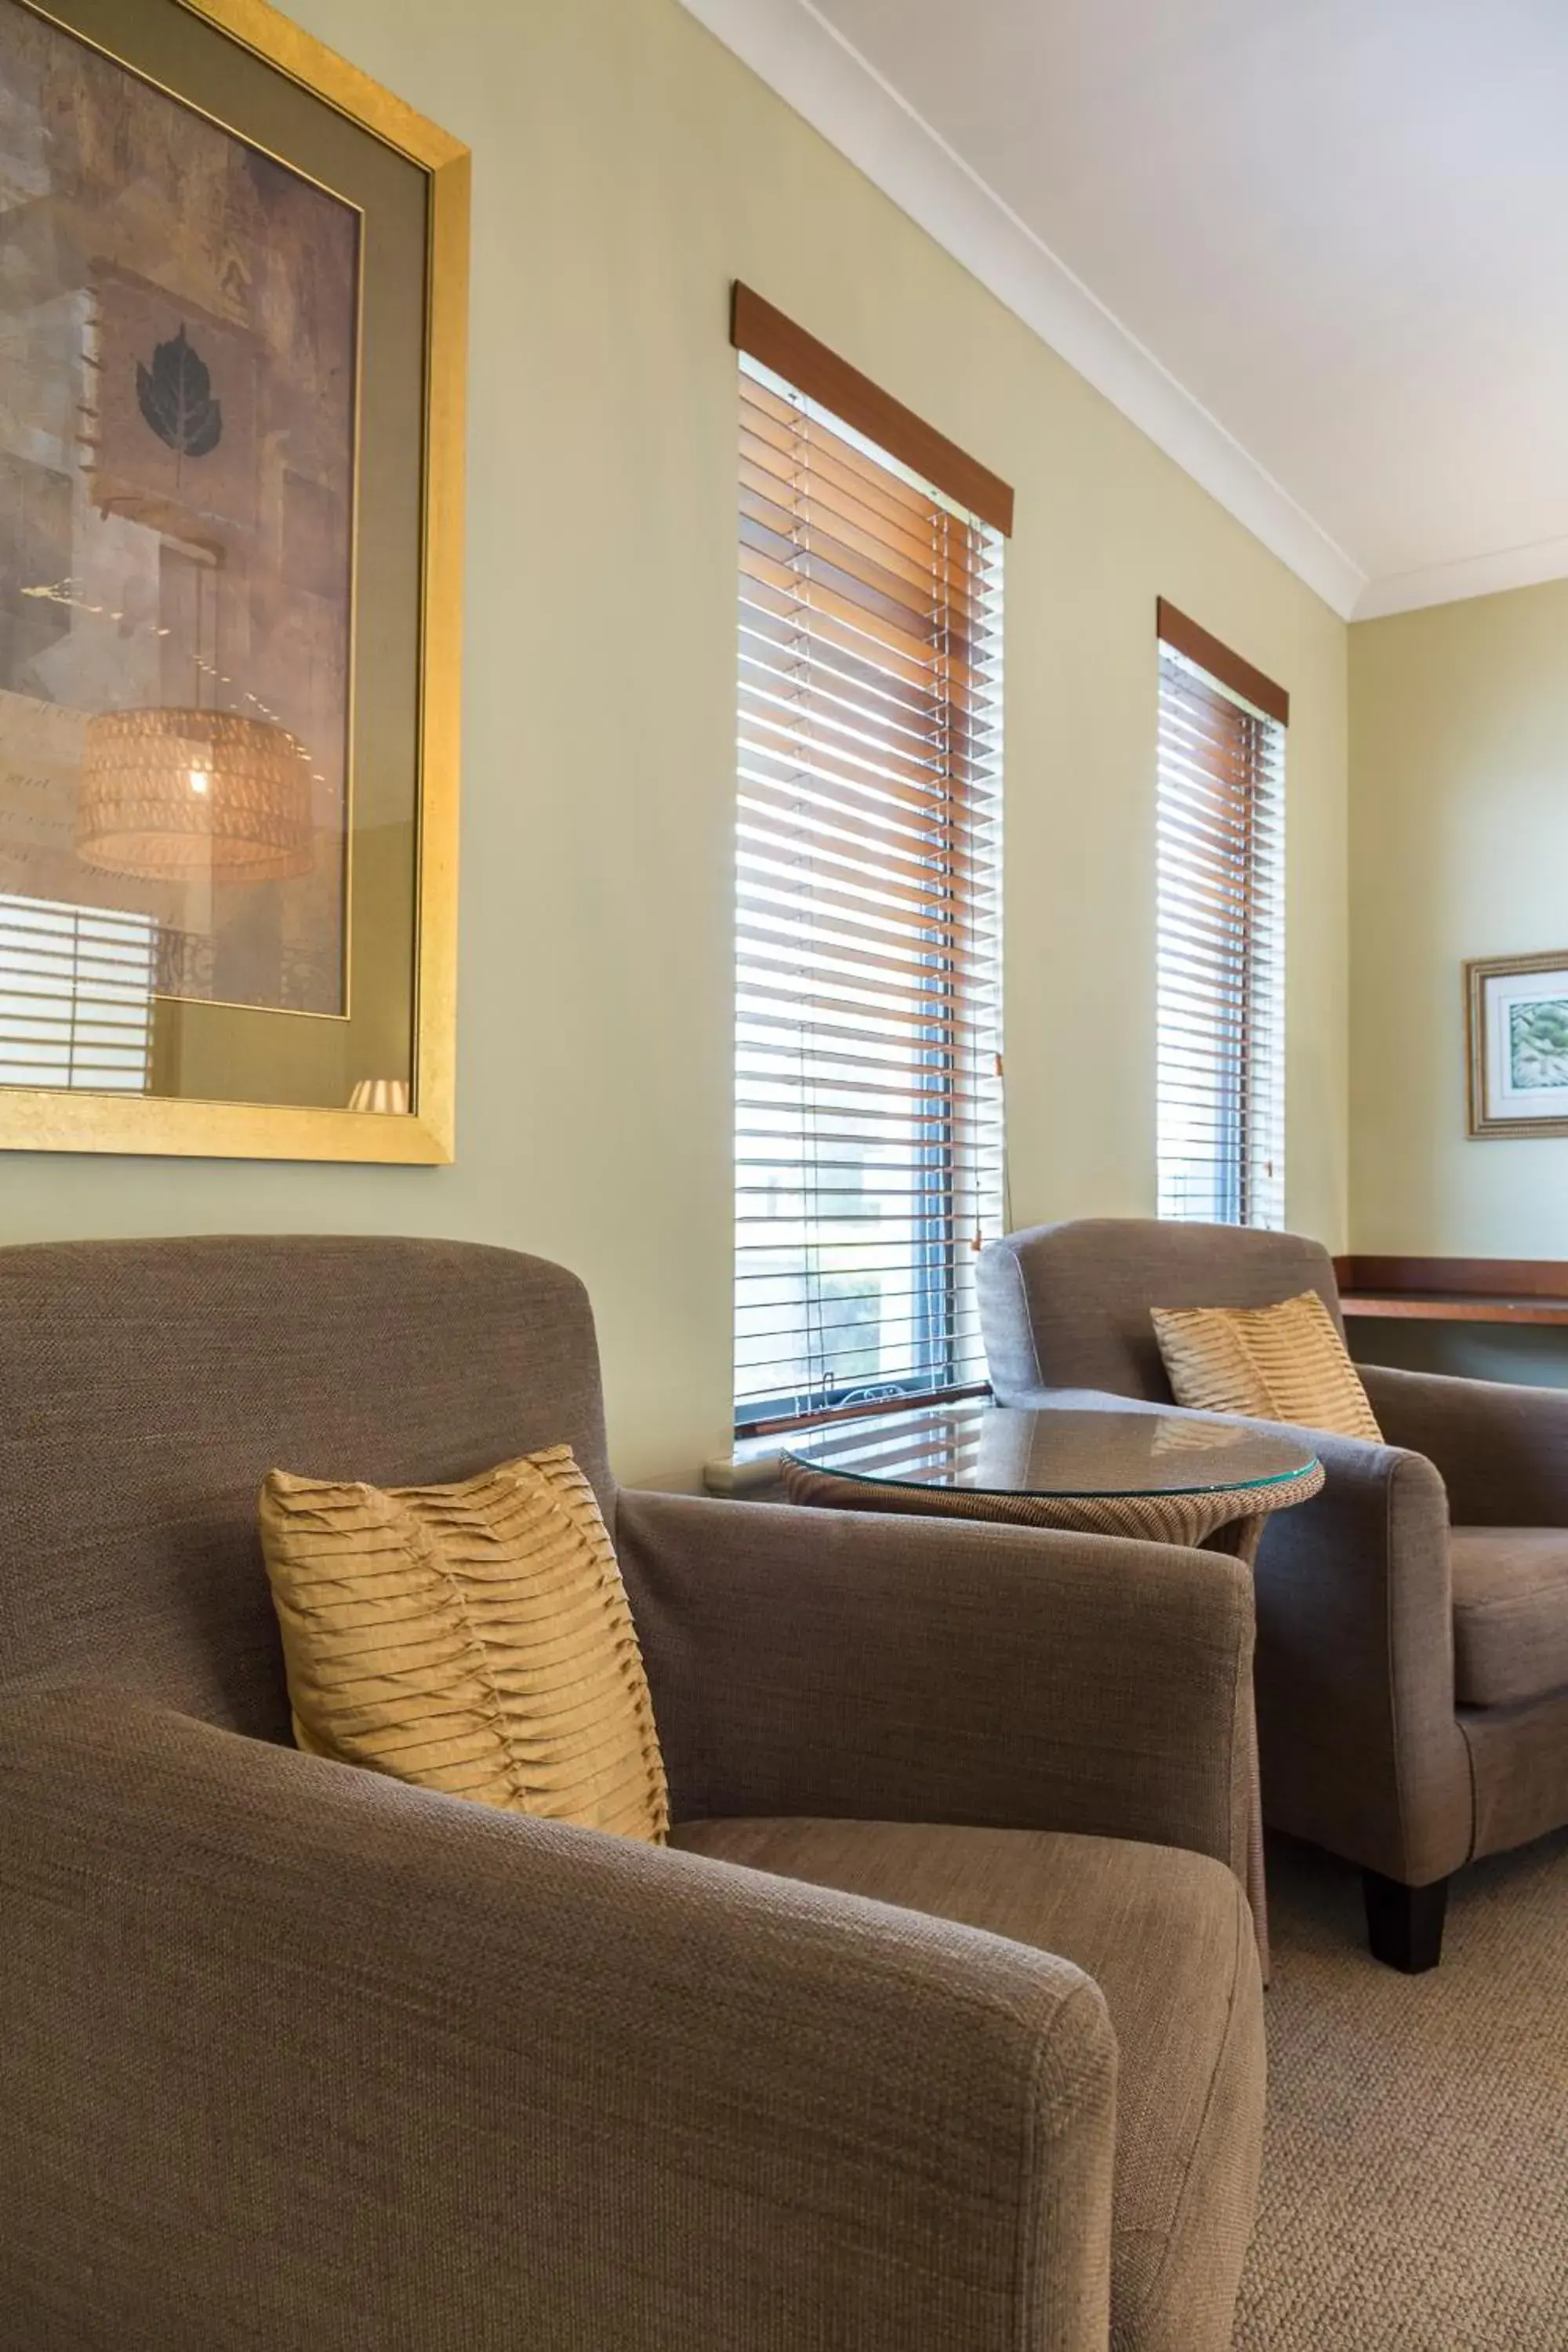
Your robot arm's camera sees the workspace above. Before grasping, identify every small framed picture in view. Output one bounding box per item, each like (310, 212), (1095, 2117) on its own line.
(1466, 951), (1568, 1138)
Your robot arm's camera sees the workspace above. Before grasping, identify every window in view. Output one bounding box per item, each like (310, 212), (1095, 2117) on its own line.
(1155, 600), (1287, 1229)
(0, 893), (156, 1094)
(731, 287), (1009, 1433)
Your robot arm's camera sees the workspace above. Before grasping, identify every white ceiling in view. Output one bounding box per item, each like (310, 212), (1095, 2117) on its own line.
(681, 0), (1568, 619)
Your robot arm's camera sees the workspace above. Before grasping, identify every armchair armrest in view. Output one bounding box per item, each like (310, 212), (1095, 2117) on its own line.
(0, 1686), (1116, 2352)
(616, 1486), (1256, 1883)
(1248, 1425), (1471, 1882)
(1002, 1386), (1473, 1885)
(1361, 1362), (1568, 1526)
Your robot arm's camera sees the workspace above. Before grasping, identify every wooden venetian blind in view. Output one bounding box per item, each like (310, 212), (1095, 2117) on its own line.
(1155, 601), (1287, 1230)
(0, 893), (155, 1094)
(733, 288), (1008, 1433)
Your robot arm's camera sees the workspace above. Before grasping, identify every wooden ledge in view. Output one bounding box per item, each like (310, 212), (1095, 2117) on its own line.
(1334, 1255), (1568, 1327)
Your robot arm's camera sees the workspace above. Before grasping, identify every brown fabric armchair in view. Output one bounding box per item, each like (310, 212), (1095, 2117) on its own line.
(979, 1215), (1568, 1973)
(0, 1236), (1262, 2352)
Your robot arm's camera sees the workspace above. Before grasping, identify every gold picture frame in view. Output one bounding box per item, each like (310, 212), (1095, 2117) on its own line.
(0, 0), (466, 1162)
(1465, 950), (1568, 1141)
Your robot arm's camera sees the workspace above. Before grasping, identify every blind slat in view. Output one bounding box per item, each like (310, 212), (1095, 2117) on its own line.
(740, 582), (1002, 706)
(739, 453), (1003, 605)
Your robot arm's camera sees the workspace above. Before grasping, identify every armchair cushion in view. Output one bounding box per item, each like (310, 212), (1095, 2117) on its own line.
(1450, 1528), (1568, 1708)
(1150, 1290), (1382, 1442)
(260, 1447), (668, 1841)
(672, 1817), (1264, 2352)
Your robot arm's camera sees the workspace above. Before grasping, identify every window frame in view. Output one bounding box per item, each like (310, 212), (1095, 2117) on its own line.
(731, 292), (1009, 1436)
(1154, 602), (1287, 1232)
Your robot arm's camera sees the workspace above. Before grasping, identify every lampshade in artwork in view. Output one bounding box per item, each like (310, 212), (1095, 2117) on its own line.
(75, 708), (314, 882)
(347, 1078), (411, 1115)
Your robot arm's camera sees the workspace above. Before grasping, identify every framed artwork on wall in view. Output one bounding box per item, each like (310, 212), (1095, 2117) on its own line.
(0, 0), (467, 1161)
(1465, 950), (1568, 1139)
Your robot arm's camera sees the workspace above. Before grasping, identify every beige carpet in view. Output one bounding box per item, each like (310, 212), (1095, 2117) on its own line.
(1234, 1830), (1568, 2350)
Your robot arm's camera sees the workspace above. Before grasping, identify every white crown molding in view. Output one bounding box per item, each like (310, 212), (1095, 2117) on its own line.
(677, 0), (1368, 619)
(1355, 533), (1568, 621)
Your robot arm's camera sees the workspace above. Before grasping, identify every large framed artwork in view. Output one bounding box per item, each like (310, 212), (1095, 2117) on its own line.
(1466, 950), (1568, 1140)
(0, 0), (466, 1160)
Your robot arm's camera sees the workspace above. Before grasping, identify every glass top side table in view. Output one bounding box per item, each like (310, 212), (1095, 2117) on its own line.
(775, 1402), (1323, 1559)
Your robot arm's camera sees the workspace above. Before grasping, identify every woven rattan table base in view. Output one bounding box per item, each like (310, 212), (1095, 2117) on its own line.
(779, 1459), (1324, 1553)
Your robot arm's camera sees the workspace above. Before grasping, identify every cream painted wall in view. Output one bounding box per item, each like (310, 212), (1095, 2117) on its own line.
(1350, 581), (1568, 1259)
(0, 0), (1349, 1478)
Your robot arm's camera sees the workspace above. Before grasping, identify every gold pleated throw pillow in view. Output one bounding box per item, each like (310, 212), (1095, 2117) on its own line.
(259, 1446), (668, 1842)
(1150, 1290), (1383, 1443)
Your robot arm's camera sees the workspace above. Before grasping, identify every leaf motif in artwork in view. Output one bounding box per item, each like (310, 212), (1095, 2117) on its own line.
(135, 325), (223, 459)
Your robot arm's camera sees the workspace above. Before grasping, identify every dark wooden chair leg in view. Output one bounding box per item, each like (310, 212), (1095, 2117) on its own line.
(1363, 1869), (1450, 1973)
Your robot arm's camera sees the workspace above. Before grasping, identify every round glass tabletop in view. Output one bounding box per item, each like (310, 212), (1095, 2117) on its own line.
(778, 1402), (1319, 1501)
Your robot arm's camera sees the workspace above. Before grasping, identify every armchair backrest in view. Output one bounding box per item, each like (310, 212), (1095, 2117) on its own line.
(0, 1236), (611, 1742)
(978, 1217), (1345, 1403)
